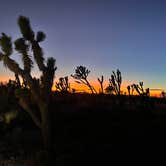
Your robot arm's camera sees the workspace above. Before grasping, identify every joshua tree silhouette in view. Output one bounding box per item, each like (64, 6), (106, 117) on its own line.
(71, 65), (97, 94)
(130, 82), (150, 96)
(55, 76), (70, 93)
(107, 69), (122, 95)
(0, 16), (57, 151)
(97, 75), (104, 94)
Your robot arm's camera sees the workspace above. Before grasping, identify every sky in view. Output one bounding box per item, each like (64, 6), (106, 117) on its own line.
(0, 0), (166, 95)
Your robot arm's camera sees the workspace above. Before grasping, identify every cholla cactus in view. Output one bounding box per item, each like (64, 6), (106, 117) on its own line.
(55, 76), (70, 93)
(71, 65), (97, 94)
(108, 69), (122, 95)
(97, 75), (104, 94)
(0, 16), (57, 150)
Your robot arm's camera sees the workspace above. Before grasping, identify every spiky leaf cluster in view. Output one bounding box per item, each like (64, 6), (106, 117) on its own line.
(18, 16), (34, 41)
(40, 57), (56, 91)
(0, 33), (12, 56)
(71, 65), (96, 94)
(14, 38), (33, 72)
(71, 66), (90, 80)
(18, 16), (46, 71)
(36, 31), (46, 42)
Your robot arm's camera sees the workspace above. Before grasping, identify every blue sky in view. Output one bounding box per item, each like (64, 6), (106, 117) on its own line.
(0, 0), (166, 91)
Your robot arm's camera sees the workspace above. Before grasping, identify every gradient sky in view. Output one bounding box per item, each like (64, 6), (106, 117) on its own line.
(0, 0), (166, 94)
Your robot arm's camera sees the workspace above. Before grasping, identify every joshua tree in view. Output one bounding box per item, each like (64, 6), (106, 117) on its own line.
(0, 16), (57, 151)
(108, 69), (122, 95)
(97, 75), (104, 94)
(71, 65), (97, 94)
(132, 82), (150, 96)
(55, 76), (70, 93)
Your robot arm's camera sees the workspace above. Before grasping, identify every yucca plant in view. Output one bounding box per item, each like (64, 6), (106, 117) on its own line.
(0, 16), (57, 152)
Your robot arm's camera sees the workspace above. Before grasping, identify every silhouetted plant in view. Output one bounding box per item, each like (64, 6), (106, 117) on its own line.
(146, 88), (150, 96)
(127, 85), (131, 96)
(97, 75), (104, 94)
(55, 76), (70, 93)
(131, 84), (135, 95)
(0, 16), (57, 151)
(71, 65), (97, 94)
(161, 91), (166, 98)
(132, 82), (150, 96)
(108, 69), (122, 95)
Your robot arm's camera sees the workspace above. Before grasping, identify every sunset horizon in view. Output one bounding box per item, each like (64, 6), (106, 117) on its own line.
(0, 0), (166, 98)
(0, 1), (166, 164)
(0, 73), (163, 97)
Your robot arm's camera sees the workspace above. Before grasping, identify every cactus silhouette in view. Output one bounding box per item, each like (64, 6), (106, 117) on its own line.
(132, 82), (150, 96)
(55, 76), (70, 93)
(97, 75), (104, 94)
(108, 69), (122, 95)
(71, 65), (97, 94)
(0, 16), (57, 150)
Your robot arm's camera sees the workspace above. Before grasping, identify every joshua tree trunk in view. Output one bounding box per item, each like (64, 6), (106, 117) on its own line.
(40, 104), (51, 150)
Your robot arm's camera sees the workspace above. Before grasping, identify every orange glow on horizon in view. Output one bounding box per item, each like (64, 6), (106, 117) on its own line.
(0, 76), (162, 97)
(53, 79), (162, 97)
(0, 75), (14, 83)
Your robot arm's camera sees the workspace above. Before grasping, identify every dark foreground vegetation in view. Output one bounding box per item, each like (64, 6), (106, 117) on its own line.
(0, 91), (166, 165)
(55, 94), (166, 165)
